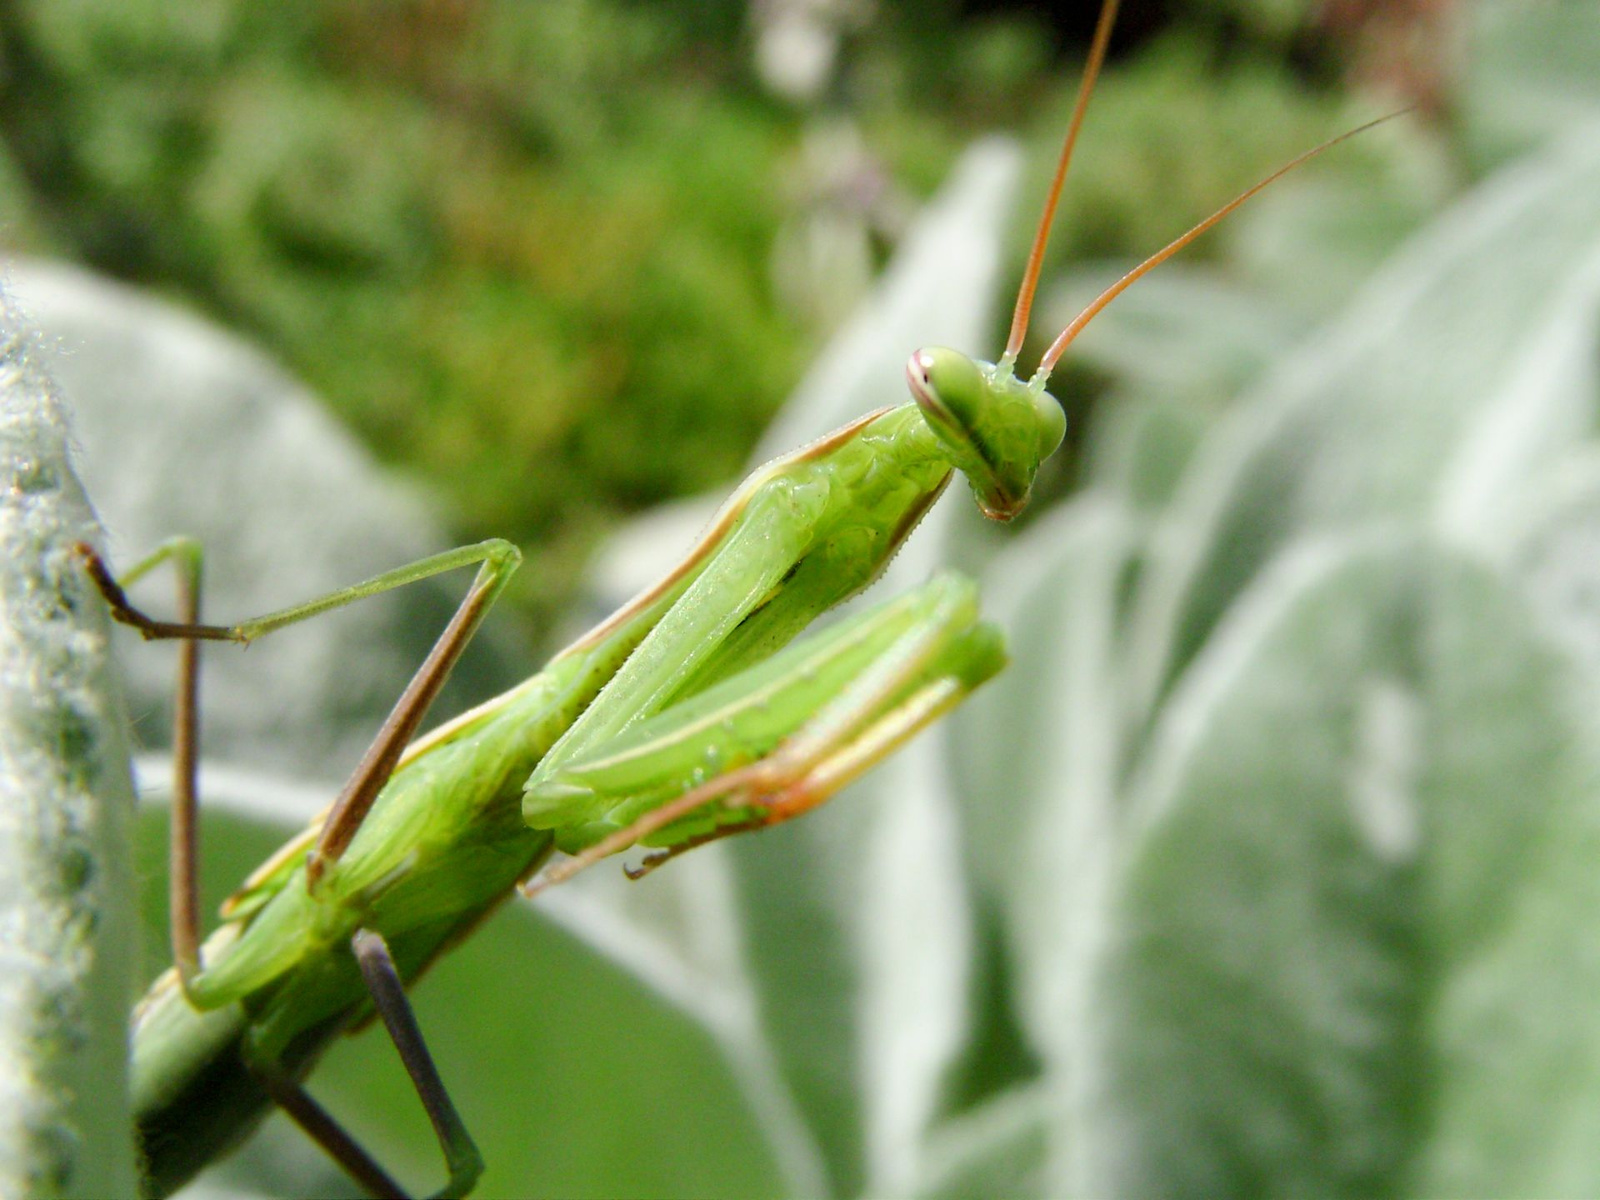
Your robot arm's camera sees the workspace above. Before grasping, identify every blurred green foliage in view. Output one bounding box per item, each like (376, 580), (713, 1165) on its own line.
(0, 0), (1412, 637)
(0, 0), (806, 625)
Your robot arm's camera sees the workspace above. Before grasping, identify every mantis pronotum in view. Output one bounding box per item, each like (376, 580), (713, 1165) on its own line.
(89, 1), (1384, 1194)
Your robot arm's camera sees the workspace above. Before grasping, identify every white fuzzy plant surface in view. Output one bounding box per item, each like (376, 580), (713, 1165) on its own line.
(0, 284), (138, 1198)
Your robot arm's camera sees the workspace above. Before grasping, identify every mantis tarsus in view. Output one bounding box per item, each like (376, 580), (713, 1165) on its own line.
(92, 1), (1387, 1194)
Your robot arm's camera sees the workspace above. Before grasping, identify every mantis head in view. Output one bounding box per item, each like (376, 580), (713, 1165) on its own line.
(905, 348), (1065, 521)
(899, 0), (1118, 525)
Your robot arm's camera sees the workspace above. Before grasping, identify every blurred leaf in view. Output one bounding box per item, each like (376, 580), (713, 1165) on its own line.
(8, 260), (531, 781)
(1052, 267), (1307, 409)
(1054, 267), (1309, 511)
(948, 497), (1141, 1200)
(539, 852), (832, 1198)
(911, 1085), (1051, 1200)
(1087, 537), (1425, 1197)
(0, 292), (138, 1197)
(1086, 394), (1216, 513)
(1128, 123), (1600, 727)
(1509, 450), (1600, 699)
(1461, 0), (1600, 168)
(1084, 536), (1600, 1197)
(956, 496), (1134, 1049)
(1226, 109), (1453, 319)
(1408, 559), (1600, 1198)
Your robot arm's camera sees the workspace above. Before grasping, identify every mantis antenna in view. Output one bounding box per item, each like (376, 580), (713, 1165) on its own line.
(1000, 0), (1121, 372)
(994, 0), (1404, 392)
(1029, 110), (1408, 387)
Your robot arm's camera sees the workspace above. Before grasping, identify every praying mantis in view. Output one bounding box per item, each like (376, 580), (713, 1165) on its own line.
(88, 2), (1390, 1195)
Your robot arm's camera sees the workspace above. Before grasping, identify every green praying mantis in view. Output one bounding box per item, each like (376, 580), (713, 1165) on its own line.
(85, 1), (1390, 1194)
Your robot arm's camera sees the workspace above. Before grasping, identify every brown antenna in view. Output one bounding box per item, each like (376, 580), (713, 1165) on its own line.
(1001, 0), (1121, 366)
(1033, 111), (1406, 382)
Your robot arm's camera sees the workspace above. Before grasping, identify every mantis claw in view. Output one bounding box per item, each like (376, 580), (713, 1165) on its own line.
(623, 852), (669, 881)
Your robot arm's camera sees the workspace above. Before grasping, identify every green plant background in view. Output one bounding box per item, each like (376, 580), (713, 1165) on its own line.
(7, 0), (1600, 1196)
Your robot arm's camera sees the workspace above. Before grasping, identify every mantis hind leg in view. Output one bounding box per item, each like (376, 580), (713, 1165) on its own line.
(249, 930), (483, 1199)
(252, 1063), (408, 1199)
(78, 538), (521, 981)
(353, 930), (483, 1199)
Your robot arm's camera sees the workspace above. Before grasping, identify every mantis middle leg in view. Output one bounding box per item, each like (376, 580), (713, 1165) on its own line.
(83, 537), (519, 1197)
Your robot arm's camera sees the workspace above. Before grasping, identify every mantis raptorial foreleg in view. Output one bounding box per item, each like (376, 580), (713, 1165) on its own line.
(524, 572), (1002, 891)
(563, 667), (976, 886)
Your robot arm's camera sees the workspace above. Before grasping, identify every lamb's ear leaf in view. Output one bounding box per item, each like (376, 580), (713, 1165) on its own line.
(1462, 2), (1600, 166)
(1084, 536), (1600, 1198)
(911, 1086), (1052, 1200)
(1128, 127), (1600, 725)
(0, 291), (139, 1199)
